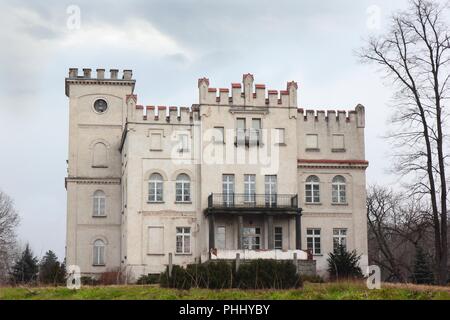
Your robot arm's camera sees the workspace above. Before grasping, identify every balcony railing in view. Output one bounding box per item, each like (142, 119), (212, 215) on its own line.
(235, 129), (261, 146)
(208, 193), (298, 210)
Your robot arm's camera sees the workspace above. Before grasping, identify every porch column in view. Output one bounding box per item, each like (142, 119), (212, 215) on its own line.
(237, 215), (243, 249)
(209, 213), (215, 250)
(267, 215), (274, 250)
(295, 209), (302, 250)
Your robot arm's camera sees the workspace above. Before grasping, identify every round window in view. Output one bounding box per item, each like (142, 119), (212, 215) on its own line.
(94, 99), (108, 113)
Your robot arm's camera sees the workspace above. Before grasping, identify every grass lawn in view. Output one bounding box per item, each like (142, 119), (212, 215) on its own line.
(1, 281), (449, 300)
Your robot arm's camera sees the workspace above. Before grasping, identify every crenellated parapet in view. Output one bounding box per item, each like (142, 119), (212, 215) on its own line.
(198, 74), (298, 108)
(65, 68), (135, 97)
(132, 101), (198, 124)
(298, 104), (365, 128)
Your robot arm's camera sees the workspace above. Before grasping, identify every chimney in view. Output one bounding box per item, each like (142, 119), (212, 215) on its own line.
(96, 68), (105, 79)
(83, 68), (92, 78)
(123, 70), (133, 80)
(110, 69), (119, 79)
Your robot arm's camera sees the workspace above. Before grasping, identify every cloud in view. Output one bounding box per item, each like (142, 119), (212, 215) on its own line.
(60, 19), (191, 58)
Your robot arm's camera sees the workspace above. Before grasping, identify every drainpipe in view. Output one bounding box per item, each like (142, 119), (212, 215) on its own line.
(295, 208), (303, 250)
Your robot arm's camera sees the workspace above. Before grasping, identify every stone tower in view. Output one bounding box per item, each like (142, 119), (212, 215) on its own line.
(65, 68), (135, 275)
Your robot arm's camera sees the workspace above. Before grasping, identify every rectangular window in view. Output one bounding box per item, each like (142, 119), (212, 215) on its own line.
(305, 179), (320, 203)
(243, 227), (261, 250)
(274, 227), (283, 249)
(214, 127), (224, 143)
(150, 133), (162, 151)
(93, 196), (106, 216)
(332, 134), (345, 150)
(306, 134), (319, 150)
(249, 118), (261, 145)
(147, 226), (164, 254)
(236, 118), (246, 145)
(148, 181), (163, 202)
(216, 226), (226, 249)
(176, 180), (191, 202)
(244, 174), (256, 203)
(333, 228), (347, 251)
(265, 175), (277, 207)
(222, 174), (235, 206)
(178, 134), (189, 152)
(176, 227), (191, 254)
(93, 247), (104, 265)
(306, 229), (321, 255)
(275, 128), (285, 144)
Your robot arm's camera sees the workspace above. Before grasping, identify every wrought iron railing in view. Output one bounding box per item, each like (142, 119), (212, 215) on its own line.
(208, 193), (298, 209)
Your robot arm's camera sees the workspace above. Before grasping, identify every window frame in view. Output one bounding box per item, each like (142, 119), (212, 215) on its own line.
(213, 126), (225, 144)
(222, 174), (235, 206)
(332, 175), (347, 204)
(93, 190), (106, 217)
(175, 174), (191, 203)
(265, 175), (277, 206)
(93, 239), (105, 266)
(178, 133), (190, 153)
(333, 228), (348, 251)
(274, 226), (283, 250)
(305, 175), (320, 204)
(148, 173), (164, 203)
(244, 174), (256, 203)
(306, 228), (321, 255)
(176, 227), (191, 254)
(242, 227), (261, 250)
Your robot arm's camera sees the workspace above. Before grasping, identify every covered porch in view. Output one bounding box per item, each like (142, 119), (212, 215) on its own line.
(205, 193), (303, 253)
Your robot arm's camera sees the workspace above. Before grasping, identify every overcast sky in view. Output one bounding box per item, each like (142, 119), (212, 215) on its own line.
(0, 0), (413, 259)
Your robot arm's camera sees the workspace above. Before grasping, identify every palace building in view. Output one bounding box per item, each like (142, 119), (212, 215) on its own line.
(65, 68), (368, 280)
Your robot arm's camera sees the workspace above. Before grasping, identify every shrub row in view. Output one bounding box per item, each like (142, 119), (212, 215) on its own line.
(160, 260), (303, 290)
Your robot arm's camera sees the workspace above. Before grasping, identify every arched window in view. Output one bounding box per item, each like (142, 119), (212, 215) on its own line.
(93, 190), (106, 216)
(148, 173), (163, 202)
(305, 175), (320, 204)
(93, 239), (105, 266)
(92, 142), (107, 167)
(175, 174), (191, 202)
(332, 176), (346, 204)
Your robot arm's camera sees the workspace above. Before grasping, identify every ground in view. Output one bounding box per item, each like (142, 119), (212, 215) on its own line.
(0, 281), (449, 300)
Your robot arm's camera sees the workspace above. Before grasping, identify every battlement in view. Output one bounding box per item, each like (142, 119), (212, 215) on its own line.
(298, 104), (365, 128)
(67, 68), (134, 80)
(198, 74), (298, 108)
(129, 94), (197, 123)
(65, 68), (135, 97)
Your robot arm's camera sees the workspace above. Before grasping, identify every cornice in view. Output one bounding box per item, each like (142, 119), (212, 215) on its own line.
(65, 177), (121, 188)
(298, 159), (369, 170)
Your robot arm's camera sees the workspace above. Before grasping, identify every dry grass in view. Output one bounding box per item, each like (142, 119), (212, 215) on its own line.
(0, 281), (449, 300)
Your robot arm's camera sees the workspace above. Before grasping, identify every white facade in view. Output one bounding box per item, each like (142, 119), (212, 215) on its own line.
(65, 68), (368, 281)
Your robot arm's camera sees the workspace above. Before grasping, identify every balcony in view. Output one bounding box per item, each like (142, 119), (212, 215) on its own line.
(234, 129), (261, 146)
(206, 193), (300, 215)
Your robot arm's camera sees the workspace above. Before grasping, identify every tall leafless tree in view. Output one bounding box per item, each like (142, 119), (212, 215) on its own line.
(0, 190), (20, 284)
(359, 0), (449, 285)
(367, 185), (433, 282)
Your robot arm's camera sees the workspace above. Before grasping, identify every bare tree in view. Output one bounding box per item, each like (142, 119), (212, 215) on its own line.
(367, 185), (433, 282)
(0, 190), (20, 284)
(359, 0), (449, 285)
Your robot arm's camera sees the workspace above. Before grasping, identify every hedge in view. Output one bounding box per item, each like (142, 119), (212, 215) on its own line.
(160, 259), (302, 290)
